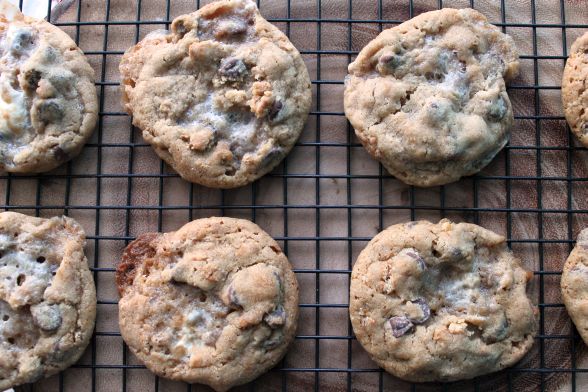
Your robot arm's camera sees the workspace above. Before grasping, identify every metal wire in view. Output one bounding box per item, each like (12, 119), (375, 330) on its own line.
(9, 0), (586, 390)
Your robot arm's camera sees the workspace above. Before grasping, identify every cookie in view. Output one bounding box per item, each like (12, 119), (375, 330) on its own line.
(116, 217), (299, 391)
(0, 212), (96, 389)
(0, 3), (98, 173)
(561, 229), (588, 344)
(120, 0), (312, 189)
(344, 8), (519, 187)
(562, 32), (588, 147)
(349, 219), (537, 382)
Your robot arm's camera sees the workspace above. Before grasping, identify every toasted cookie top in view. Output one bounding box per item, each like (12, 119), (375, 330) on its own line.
(350, 219), (537, 382)
(0, 5), (97, 173)
(562, 32), (588, 147)
(0, 212), (96, 390)
(561, 229), (588, 345)
(344, 8), (518, 187)
(120, 0), (311, 189)
(116, 217), (299, 391)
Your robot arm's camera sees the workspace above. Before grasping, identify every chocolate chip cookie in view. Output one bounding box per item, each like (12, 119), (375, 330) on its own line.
(0, 4), (98, 173)
(561, 229), (588, 345)
(562, 32), (588, 147)
(120, 0), (312, 189)
(116, 217), (299, 391)
(0, 212), (96, 389)
(344, 8), (519, 187)
(349, 219), (537, 382)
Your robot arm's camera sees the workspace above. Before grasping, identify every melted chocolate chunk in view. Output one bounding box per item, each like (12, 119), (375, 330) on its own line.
(224, 166), (237, 176)
(409, 298), (431, 324)
(38, 100), (63, 122)
(227, 286), (241, 309)
(262, 330), (284, 349)
(53, 147), (70, 163)
(24, 69), (41, 90)
(389, 316), (414, 338)
(379, 54), (402, 72)
(263, 305), (286, 328)
(405, 250), (426, 271)
(268, 100), (283, 121)
(260, 147), (284, 170)
(218, 57), (247, 81)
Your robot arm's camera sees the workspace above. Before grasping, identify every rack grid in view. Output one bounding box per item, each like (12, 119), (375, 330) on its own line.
(10, 0), (588, 391)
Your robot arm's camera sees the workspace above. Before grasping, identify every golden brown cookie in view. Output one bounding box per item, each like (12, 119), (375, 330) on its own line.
(116, 217), (299, 391)
(0, 212), (96, 389)
(0, 4), (98, 173)
(561, 228), (588, 344)
(562, 32), (588, 147)
(120, 0), (311, 189)
(350, 219), (537, 382)
(344, 8), (519, 187)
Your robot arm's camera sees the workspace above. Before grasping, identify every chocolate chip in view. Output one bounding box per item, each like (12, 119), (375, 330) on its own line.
(260, 147), (284, 169)
(487, 96), (507, 122)
(227, 286), (241, 309)
(218, 57), (247, 81)
(10, 29), (34, 54)
(53, 147), (69, 163)
(409, 298), (430, 324)
(581, 122), (588, 135)
(263, 305), (286, 328)
(262, 331), (284, 349)
(229, 143), (245, 160)
(24, 69), (41, 90)
(38, 100), (63, 122)
(225, 166), (237, 176)
(405, 250), (426, 271)
(268, 100), (283, 121)
(389, 316), (414, 338)
(379, 54), (402, 71)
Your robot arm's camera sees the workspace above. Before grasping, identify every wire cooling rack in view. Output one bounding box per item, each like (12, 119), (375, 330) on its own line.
(7, 0), (588, 391)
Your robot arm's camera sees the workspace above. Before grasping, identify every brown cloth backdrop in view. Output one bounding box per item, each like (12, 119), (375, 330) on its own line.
(10, 0), (588, 391)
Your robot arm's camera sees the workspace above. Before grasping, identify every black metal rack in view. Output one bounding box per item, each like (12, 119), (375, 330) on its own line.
(9, 0), (588, 391)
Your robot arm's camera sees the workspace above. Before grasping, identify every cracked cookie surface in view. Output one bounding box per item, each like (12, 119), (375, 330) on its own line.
(119, 0), (311, 189)
(349, 219), (537, 382)
(0, 6), (97, 173)
(561, 229), (588, 345)
(116, 217), (299, 391)
(0, 212), (96, 389)
(562, 32), (588, 147)
(344, 8), (518, 187)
